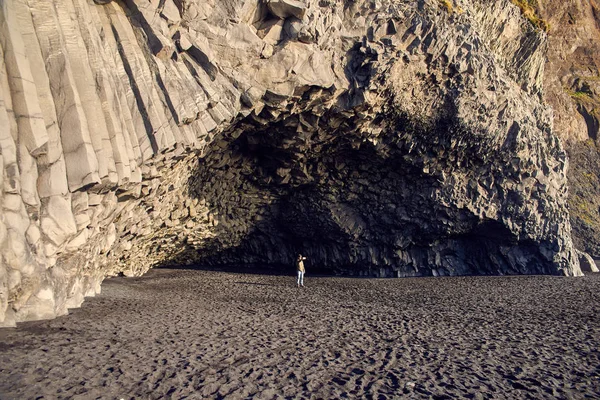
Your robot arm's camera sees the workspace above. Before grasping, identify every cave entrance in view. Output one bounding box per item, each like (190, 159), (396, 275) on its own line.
(152, 108), (479, 277)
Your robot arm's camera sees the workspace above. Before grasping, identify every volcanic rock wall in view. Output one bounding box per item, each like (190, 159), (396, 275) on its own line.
(535, 0), (600, 258)
(0, 0), (583, 326)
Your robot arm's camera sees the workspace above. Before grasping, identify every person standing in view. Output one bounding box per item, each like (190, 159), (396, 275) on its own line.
(296, 254), (307, 287)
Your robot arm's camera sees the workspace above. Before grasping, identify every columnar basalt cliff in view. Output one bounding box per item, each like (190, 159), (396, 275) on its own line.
(0, 0), (584, 326)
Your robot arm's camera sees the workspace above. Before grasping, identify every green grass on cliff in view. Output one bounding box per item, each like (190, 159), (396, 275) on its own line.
(568, 140), (600, 230)
(568, 90), (594, 102)
(510, 0), (550, 32)
(565, 88), (599, 118)
(572, 196), (598, 227)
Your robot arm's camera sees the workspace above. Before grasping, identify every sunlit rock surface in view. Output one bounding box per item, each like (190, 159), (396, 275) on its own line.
(0, 0), (583, 326)
(536, 0), (600, 259)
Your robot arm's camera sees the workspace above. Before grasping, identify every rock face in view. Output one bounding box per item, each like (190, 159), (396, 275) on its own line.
(536, 0), (600, 258)
(0, 0), (583, 326)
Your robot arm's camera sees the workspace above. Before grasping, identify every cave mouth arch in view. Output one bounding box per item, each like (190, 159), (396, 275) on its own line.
(140, 101), (553, 278)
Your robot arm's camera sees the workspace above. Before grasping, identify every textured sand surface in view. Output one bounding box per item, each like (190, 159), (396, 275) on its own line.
(1, 269), (600, 399)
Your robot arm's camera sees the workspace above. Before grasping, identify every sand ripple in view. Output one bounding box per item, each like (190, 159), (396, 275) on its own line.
(1, 269), (600, 399)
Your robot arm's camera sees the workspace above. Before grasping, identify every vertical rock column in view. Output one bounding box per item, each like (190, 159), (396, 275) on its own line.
(53, 0), (118, 185)
(69, 0), (133, 184)
(27, 0), (101, 192)
(105, 2), (177, 153)
(0, 0), (58, 325)
(92, 4), (147, 168)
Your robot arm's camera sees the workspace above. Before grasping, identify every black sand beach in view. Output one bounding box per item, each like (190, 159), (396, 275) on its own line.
(1, 269), (599, 399)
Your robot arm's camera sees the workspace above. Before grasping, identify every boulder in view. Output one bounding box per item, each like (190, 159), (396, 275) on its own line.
(266, 0), (307, 20)
(259, 19), (284, 45)
(160, 0), (181, 24)
(576, 250), (599, 273)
